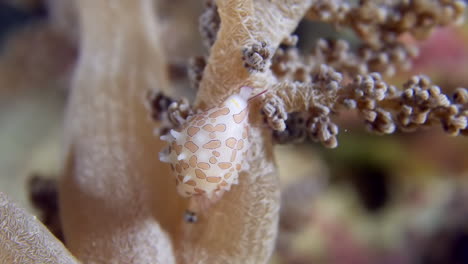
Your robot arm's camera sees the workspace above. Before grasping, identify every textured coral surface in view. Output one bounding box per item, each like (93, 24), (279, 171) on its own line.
(0, 193), (77, 264)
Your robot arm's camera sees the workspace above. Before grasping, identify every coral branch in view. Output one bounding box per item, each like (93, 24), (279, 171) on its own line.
(173, 0), (315, 263)
(0, 192), (78, 264)
(263, 66), (467, 147)
(340, 74), (468, 136)
(197, 0), (314, 107)
(272, 37), (418, 81)
(306, 0), (466, 45)
(60, 0), (186, 263)
(264, 65), (343, 147)
(282, 1), (465, 83)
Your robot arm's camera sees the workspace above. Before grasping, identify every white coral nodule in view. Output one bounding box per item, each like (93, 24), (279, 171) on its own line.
(159, 87), (252, 199)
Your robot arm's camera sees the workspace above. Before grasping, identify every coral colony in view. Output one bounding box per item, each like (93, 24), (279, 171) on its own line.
(151, 0), (467, 195)
(0, 0), (467, 263)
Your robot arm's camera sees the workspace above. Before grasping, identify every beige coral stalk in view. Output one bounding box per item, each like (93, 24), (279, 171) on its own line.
(197, 0), (313, 106)
(0, 192), (78, 264)
(60, 0), (184, 263)
(177, 0), (313, 263)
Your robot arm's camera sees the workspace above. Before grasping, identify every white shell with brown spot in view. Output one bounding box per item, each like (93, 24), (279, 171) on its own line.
(159, 87), (252, 198)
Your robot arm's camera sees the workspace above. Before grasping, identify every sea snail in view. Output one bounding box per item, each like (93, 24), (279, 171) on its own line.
(159, 87), (254, 199)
